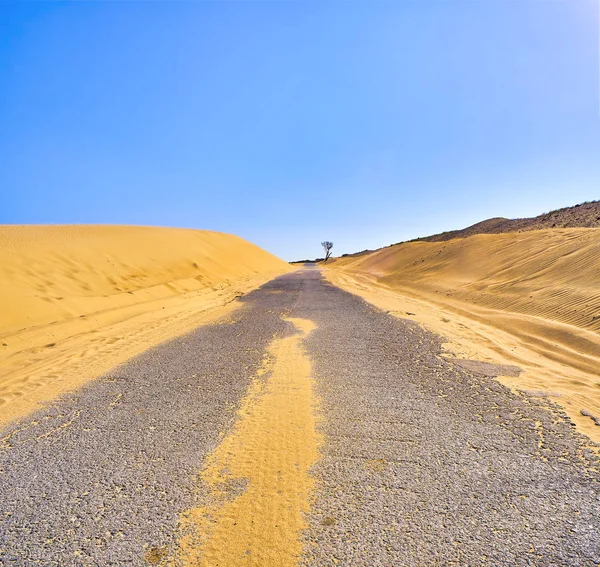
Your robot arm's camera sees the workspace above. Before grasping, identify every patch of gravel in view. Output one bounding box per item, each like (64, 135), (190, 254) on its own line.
(293, 269), (600, 567)
(0, 280), (300, 566)
(447, 358), (522, 377)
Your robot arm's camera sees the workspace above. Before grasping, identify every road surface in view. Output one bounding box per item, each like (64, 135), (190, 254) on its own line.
(1, 268), (599, 566)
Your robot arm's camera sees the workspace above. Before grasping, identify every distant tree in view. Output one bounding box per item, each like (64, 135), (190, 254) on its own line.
(321, 241), (334, 262)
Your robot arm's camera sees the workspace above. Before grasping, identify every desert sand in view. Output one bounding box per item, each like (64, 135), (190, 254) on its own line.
(326, 228), (600, 443)
(0, 225), (292, 426)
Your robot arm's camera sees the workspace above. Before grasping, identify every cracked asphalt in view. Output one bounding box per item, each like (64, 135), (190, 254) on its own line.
(1, 268), (599, 566)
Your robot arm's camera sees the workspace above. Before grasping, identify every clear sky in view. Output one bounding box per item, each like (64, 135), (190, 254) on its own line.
(1, 1), (599, 261)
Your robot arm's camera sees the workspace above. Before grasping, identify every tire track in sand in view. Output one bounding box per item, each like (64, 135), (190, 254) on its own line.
(168, 317), (321, 567)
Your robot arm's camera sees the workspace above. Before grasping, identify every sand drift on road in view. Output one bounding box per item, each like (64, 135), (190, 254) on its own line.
(172, 317), (320, 566)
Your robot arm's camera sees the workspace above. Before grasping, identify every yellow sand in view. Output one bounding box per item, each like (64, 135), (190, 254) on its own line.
(171, 317), (320, 567)
(0, 225), (293, 426)
(327, 228), (600, 443)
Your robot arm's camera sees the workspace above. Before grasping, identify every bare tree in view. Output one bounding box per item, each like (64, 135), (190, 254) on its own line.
(321, 241), (334, 262)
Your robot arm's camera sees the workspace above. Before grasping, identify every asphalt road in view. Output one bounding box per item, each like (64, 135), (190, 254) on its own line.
(1, 268), (599, 566)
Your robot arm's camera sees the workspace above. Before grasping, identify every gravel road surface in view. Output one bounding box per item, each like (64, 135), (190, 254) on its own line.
(1, 268), (598, 566)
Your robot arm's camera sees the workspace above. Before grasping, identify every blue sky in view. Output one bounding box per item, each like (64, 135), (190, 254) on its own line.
(1, 1), (599, 261)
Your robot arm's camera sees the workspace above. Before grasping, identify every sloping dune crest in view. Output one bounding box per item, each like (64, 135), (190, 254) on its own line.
(328, 228), (600, 442)
(0, 225), (292, 425)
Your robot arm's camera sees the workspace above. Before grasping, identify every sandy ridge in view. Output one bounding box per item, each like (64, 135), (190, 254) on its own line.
(413, 199), (600, 242)
(0, 224), (292, 426)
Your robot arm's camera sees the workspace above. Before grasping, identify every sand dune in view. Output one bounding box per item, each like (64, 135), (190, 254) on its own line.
(327, 228), (600, 443)
(0, 225), (293, 426)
